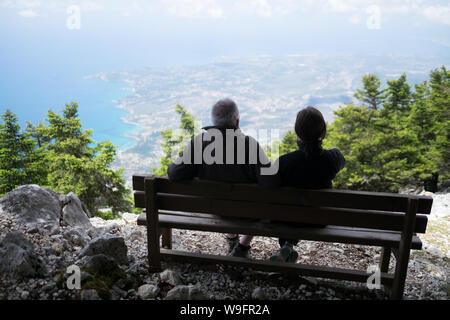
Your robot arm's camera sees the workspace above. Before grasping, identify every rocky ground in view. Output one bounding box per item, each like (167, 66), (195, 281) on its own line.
(0, 185), (448, 300)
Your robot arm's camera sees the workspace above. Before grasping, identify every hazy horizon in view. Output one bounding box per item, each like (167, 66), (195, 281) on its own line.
(1, 0), (449, 182)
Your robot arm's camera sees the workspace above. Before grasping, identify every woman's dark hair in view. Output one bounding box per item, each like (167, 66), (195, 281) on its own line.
(294, 106), (326, 156)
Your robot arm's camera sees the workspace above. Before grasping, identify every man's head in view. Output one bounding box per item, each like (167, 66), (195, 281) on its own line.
(211, 98), (240, 128)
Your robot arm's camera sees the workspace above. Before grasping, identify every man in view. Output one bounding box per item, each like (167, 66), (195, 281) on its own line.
(167, 98), (270, 258)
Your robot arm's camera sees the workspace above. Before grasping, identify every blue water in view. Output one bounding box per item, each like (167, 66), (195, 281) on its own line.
(1, 8), (449, 151)
(0, 72), (135, 149)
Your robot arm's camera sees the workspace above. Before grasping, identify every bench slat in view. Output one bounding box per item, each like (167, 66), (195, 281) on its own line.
(137, 212), (422, 249)
(160, 248), (395, 286)
(136, 193), (428, 233)
(158, 210), (423, 236)
(132, 175), (432, 214)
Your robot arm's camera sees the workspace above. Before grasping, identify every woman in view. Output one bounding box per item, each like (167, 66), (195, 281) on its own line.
(269, 106), (345, 262)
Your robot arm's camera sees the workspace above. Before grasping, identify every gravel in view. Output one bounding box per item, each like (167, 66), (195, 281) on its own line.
(0, 192), (448, 300)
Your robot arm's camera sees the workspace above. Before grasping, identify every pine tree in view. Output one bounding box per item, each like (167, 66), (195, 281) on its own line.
(153, 104), (199, 176)
(0, 109), (36, 195)
(382, 73), (412, 118)
(325, 69), (449, 192)
(425, 66), (450, 189)
(41, 102), (131, 215)
(354, 74), (387, 110)
(279, 130), (298, 155)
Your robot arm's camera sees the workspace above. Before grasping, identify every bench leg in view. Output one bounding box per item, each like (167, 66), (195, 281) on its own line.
(145, 178), (162, 272)
(379, 247), (392, 295)
(379, 247), (391, 273)
(391, 248), (411, 300)
(162, 228), (172, 249)
(390, 199), (418, 300)
(146, 224), (162, 272)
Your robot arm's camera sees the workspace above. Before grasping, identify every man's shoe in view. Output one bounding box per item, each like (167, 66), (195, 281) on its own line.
(269, 245), (298, 263)
(226, 235), (239, 254)
(230, 244), (250, 258)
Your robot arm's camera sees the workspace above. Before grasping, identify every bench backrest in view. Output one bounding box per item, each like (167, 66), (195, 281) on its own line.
(133, 175), (433, 233)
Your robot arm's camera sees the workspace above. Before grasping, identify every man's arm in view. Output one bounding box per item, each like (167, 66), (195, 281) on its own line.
(252, 139), (281, 188)
(167, 139), (197, 182)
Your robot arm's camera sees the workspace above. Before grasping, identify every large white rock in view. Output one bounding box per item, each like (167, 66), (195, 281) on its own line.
(165, 285), (208, 300)
(138, 284), (160, 300)
(0, 185), (92, 229)
(60, 192), (92, 228)
(159, 269), (182, 286)
(122, 213), (138, 224)
(0, 185), (61, 226)
(430, 193), (450, 219)
(63, 227), (91, 247)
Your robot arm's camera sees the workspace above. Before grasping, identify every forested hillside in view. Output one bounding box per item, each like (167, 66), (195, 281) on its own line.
(0, 103), (131, 216)
(269, 67), (449, 192)
(1, 67), (448, 217)
(153, 67), (448, 193)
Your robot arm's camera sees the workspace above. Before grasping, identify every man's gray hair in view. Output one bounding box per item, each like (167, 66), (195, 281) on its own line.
(211, 98), (240, 128)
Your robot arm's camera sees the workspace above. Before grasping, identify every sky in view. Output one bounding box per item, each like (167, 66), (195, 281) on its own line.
(0, 0), (449, 145)
(1, 0), (450, 67)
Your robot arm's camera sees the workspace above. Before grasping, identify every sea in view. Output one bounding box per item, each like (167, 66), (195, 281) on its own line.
(0, 67), (135, 149)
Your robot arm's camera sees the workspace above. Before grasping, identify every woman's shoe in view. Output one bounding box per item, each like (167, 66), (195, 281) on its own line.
(269, 245), (298, 263)
(225, 235), (239, 254)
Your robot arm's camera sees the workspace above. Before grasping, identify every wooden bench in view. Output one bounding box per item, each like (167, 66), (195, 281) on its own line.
(133, 174), (433, 300)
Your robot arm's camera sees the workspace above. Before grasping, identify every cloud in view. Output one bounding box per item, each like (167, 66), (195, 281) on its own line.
(422, 5), (450, 25)
(3, 0), (450, 26)
(1, 0), (41, 9)
(162, 0), (224, 18)
(427, 37), (450, 47)
(252, 0), (273, 17)
(18, 9), (38, 17)
(80, 1), (105, 12)
(348, 13), (362, 24)
(321, 0), (358, 13)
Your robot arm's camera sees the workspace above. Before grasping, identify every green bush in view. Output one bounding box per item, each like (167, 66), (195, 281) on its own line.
(96, 210), (121, 221)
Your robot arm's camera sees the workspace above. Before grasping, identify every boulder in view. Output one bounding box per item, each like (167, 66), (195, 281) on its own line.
(164, 285), (190, 300)
(122, 213), (138, 224)
(87, 226), (106, 239)
(159, 269), (182, 286)
(1, 231), (35, 250)
(79, 234), (128, 265)
(0, 185), (61, 226)
(115, 275), (137, 291)
(0, 185), (92, 230)
(251, 287), (266, 300)
(165, 285), (208, 300)
(63, 227), (91, 247)
(60, 192), (92, 228)
(138, 284), (160, 300)
(81, 289), (101, 300)
(0, 232), (47, 278)
(77, 254), (119, 275)
(105, 223), (121, 234)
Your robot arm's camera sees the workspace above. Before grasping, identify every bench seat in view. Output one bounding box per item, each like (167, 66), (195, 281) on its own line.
(137, 210), (423, 250)
(132, 175), (433, 299)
